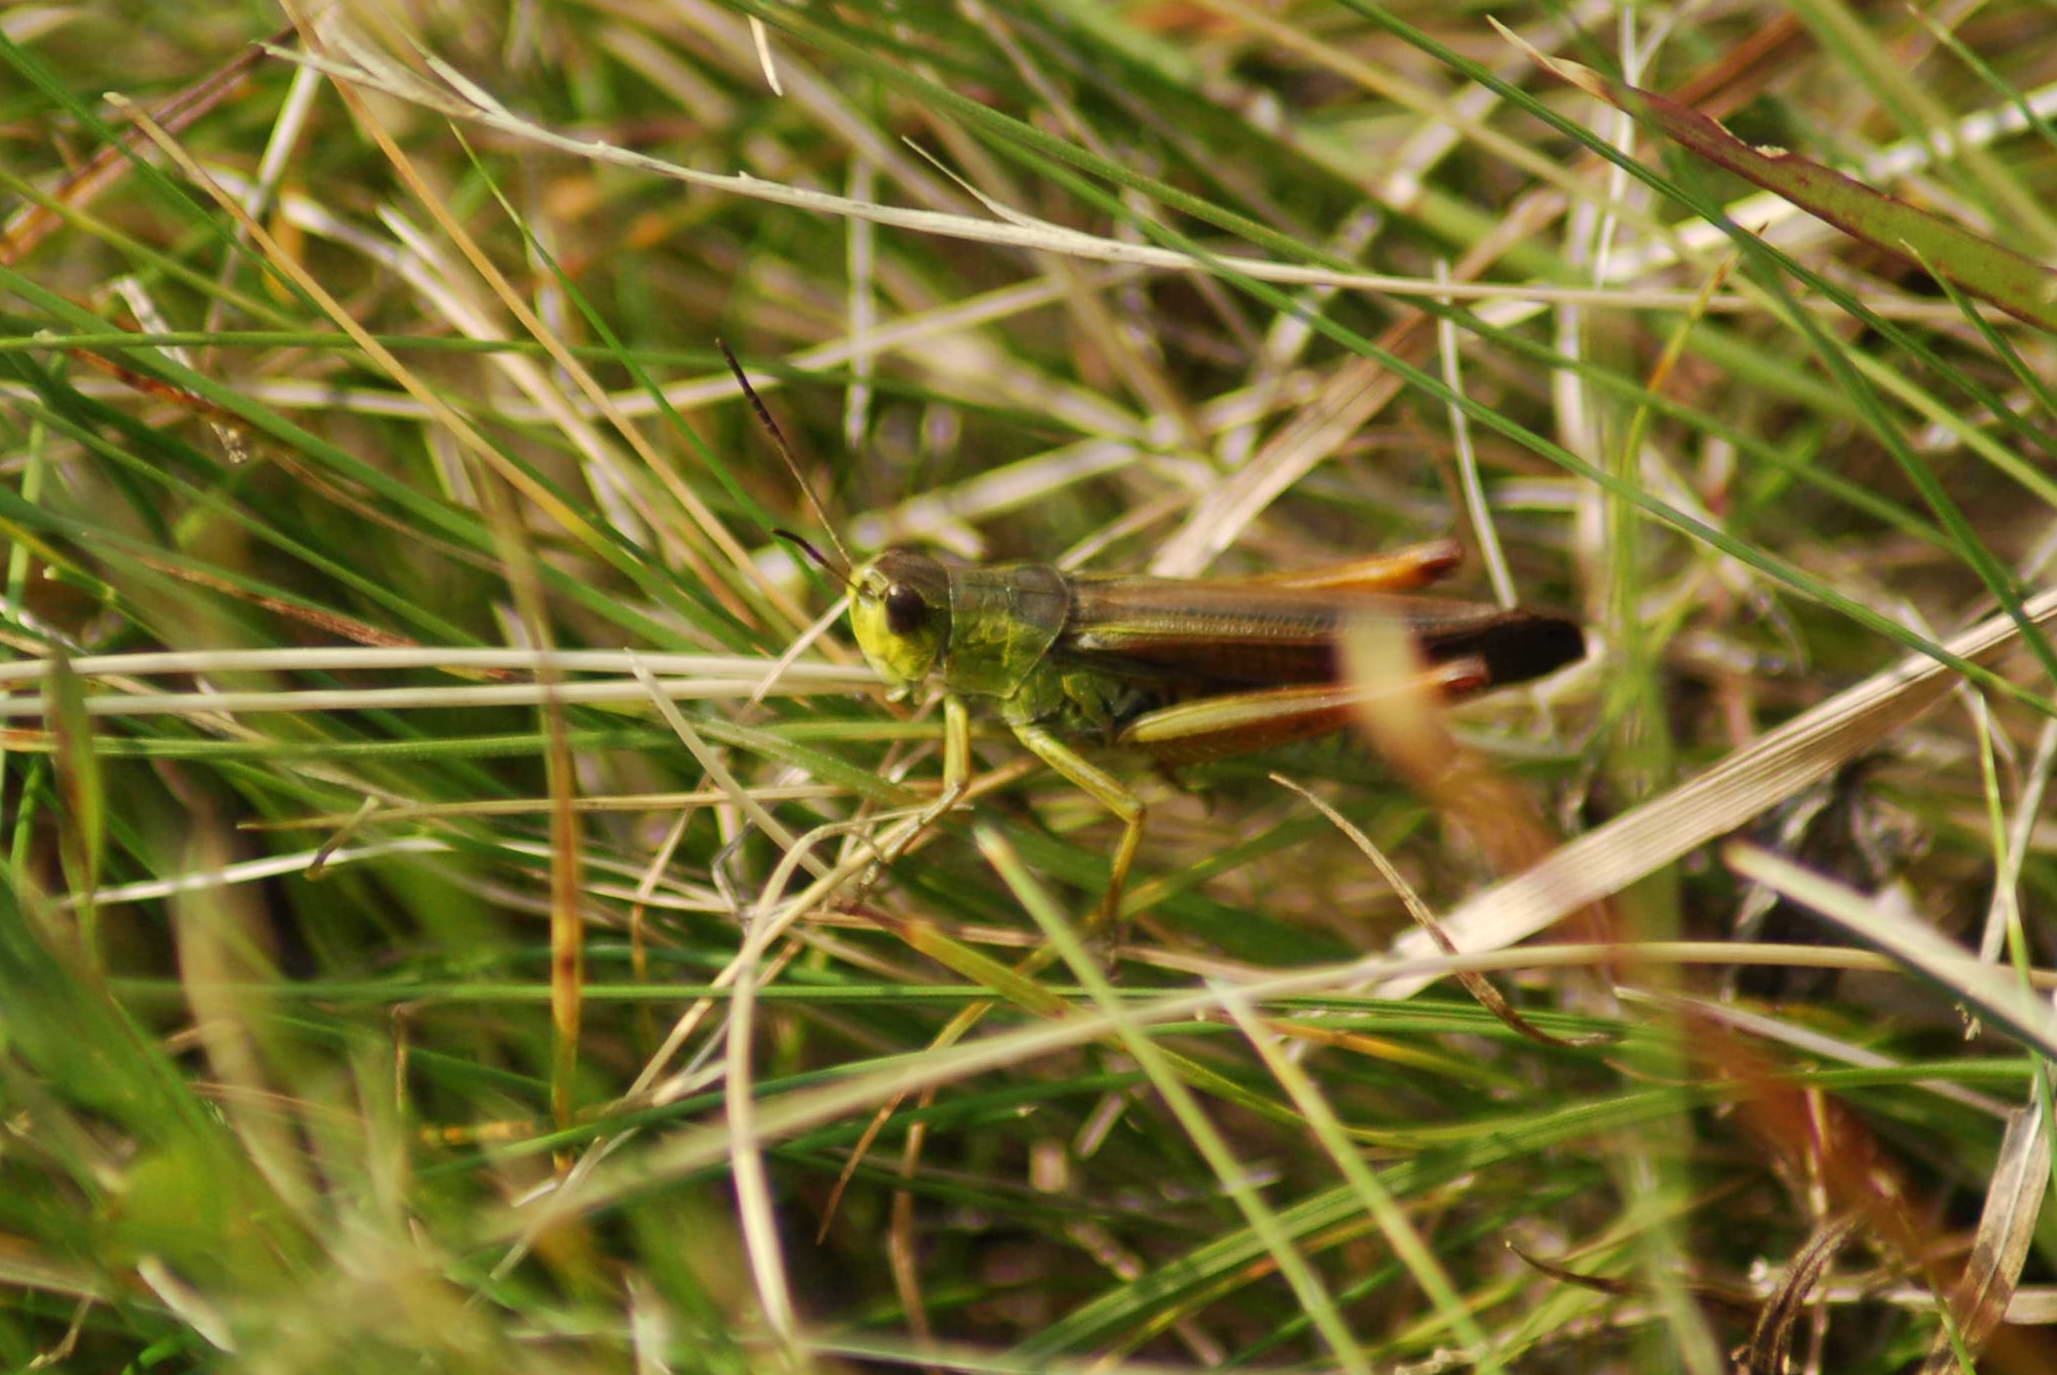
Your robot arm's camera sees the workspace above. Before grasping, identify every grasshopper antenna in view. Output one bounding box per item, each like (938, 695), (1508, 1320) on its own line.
(717, 339), (854, 582)
(773, 528), (853, 590)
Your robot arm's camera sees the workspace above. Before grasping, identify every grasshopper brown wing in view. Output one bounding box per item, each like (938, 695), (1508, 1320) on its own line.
(1057, 576), (1582, 694)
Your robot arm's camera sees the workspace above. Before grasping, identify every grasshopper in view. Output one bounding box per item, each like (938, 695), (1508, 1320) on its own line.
(721, 344), (1581, 929)
(787, 533), (1584, 929)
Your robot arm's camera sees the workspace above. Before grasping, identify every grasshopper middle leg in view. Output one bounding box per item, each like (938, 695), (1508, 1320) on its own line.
(1008, 720), (1145, 939)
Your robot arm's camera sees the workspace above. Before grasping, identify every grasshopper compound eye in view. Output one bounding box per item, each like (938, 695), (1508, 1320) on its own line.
(884, 585), (930, 637)
(848, 554), (952, 696)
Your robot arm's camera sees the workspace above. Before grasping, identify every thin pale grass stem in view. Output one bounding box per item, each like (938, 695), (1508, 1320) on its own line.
(0, 675), (866, 718)
(628, 805), (695, 998)
(1981, 717), (2057, 962)
(630, 653), (826, 880)
(1726, 844), (2057, 1062)
(254, 786), (846, 830)
(1617, 989), (2014, 1119)
(637, 809), (927, 1104)
(1435, 259), (1516, 609)
(508, 918), (2057, 1244)
(0, 647), (872, 684)
(305, 795), (379, 878)
(262, 41), (2053, 320)
(726, 908), (798, 1350)
(490, 809), (902, 1286)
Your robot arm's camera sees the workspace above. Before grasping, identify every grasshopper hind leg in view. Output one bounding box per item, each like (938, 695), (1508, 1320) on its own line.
(1114, 659), (1490, 764)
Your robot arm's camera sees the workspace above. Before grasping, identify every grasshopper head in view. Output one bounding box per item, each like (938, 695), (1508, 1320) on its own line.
(850, 549), (951, 701)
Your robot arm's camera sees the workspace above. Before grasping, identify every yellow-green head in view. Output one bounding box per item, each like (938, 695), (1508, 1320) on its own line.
(849, 549), (952, 701)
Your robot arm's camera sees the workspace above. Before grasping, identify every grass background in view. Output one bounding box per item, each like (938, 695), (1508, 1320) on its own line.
(4, 1), (2057, 1370)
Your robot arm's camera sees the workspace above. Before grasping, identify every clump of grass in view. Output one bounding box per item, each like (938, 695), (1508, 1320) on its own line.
(3, 3), (2056, 1371)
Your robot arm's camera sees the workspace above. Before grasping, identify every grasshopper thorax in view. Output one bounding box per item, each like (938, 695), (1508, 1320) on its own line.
(850, 548), (953, 701)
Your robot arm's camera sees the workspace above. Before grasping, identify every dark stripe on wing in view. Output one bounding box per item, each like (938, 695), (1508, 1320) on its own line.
(1058, 577), (1582, 691)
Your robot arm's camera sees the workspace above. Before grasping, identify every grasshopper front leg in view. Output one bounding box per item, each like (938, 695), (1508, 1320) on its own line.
(838, 696), (976, 915)
(1007, 720), (1145, 940)
(868, 696), (975, 881)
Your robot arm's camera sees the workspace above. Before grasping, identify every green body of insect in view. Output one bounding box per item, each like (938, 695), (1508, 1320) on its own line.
(844, 539), (1584, 929)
